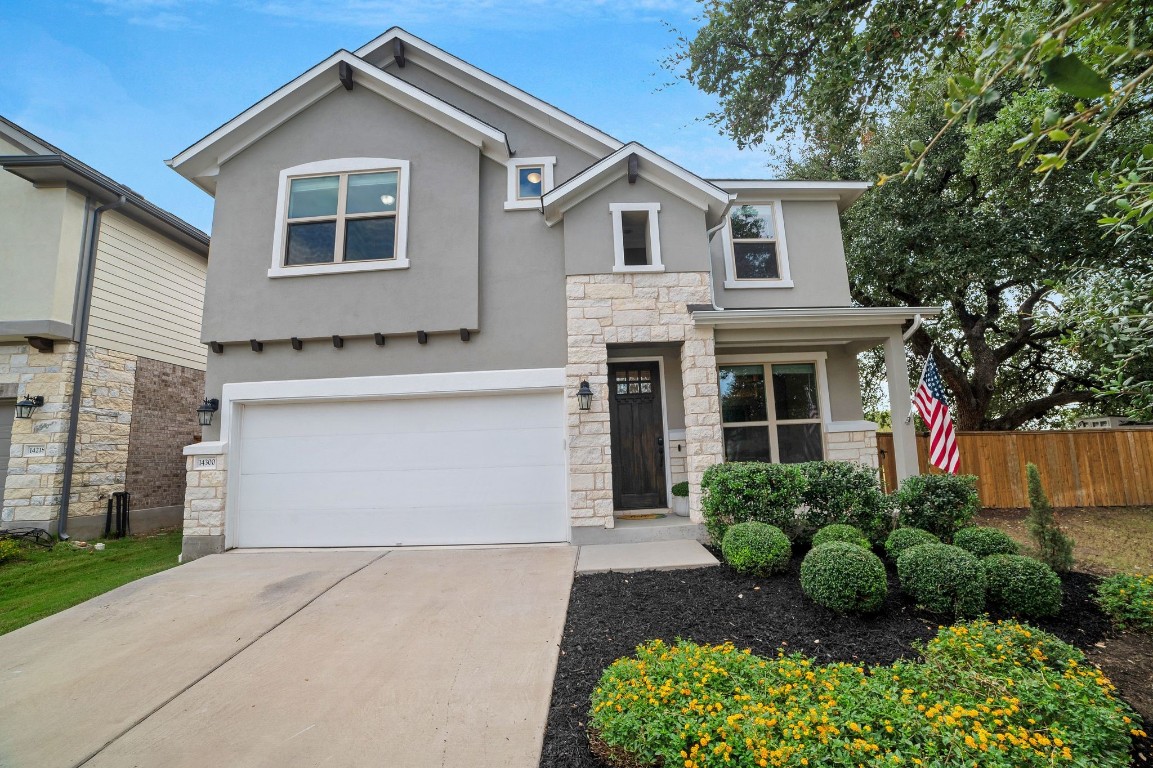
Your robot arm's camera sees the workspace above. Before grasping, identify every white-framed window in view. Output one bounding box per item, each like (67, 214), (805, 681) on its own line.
(610, 202), (663, 272)
(721, 201), (793, 288)
(716, 354), (831, 463)
(504, 156), (556, 210)
(269, 158), (410, 278)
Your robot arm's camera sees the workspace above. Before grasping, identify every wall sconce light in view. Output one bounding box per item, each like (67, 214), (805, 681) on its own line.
(197, 398), (220, 427)
(576, 381), (594, 411)
(15, 395), (45, 419)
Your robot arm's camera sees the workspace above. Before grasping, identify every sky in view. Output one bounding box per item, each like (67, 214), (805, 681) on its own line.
(0, 1), (780, 233)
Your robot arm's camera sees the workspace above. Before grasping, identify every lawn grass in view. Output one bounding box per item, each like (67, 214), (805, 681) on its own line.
(976, 506), (1153, 576)
(0, 529), (182, 635)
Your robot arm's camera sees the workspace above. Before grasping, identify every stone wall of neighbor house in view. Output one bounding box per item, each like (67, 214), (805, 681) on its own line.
(126, 357), (204, 511)
(565, 272), (724, 528)
(69, 347), (137, 520)
(182, 448), (227, 561)
(825, 429), (879, 469)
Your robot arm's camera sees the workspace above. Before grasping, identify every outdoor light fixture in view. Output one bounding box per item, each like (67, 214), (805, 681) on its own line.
(576, 381), (594, 411)
(15, 395), (44, 419)
(525, 171), (542, 184)
(196, 398), (220, 427)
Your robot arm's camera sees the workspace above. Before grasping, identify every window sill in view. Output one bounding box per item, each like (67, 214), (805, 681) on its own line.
(613, 265), (665, 273)
(504, 200), (542, 211)
(723, 279), (794, 289)
(268, 259), (411, 278)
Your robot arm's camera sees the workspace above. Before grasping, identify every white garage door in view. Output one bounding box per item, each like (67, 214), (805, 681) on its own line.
(234, 390), (568, 548)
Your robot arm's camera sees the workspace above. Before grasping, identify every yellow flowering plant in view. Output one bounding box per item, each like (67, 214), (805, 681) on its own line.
(588, 620), (1142, 768)
(1097, 572), (1153, 632)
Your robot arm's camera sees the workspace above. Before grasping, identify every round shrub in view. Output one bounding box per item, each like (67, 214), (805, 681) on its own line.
(800, 542), (888, 613)
(884, 527), (940, 561)
(983, 554), (1062, 618)
(670, 481), (689, 498)
(720, 522), (791, 575)
(811, 523), (870, 549)
(896, 543), (986, 617)
(894, 473), (980, 539)
(954, 525), (1020, 558)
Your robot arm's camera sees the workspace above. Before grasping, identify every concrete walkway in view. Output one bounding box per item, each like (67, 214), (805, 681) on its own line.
(0, 546), (576, 768)
(575, 539), (719, 574)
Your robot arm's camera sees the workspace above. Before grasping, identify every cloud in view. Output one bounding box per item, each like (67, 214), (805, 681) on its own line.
(91, 0), (199, 29)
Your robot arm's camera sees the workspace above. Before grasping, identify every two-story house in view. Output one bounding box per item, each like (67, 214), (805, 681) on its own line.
(170, 29), (937, 561)
(1, 117), (210, 539)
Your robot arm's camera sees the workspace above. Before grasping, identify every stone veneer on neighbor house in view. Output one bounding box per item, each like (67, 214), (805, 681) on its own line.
(565, 271), (725, 528)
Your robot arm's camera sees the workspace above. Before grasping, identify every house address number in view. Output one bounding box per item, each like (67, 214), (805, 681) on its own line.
(25, 445), (46, 456)
(194, 457), (218, 470)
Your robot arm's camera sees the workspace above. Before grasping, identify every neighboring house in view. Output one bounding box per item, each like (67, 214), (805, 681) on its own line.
(1074, 415), (1150, 429)
(168, 29), (938, 561)
(0, 117), (210, 539)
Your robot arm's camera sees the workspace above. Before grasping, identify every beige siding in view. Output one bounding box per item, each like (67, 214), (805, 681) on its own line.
(88, 211), (208, 370)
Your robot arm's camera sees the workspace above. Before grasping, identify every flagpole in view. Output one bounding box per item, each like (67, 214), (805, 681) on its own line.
(906, 345), (935, 425)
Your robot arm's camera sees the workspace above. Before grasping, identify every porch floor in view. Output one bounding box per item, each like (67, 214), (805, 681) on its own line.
(570, 514), (706, 546)
(575, 539), (719, 574)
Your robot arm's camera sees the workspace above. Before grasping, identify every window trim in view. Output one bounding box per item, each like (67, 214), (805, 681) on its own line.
(721, 200), (793, 289)
(716, 353), (831, 463)
(504, 156), (556, 211)
(609, 202), (664, 273)
(269, 158), (411, 278)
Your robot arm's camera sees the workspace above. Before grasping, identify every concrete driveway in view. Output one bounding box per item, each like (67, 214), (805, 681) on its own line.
(0, 546), (576, 768)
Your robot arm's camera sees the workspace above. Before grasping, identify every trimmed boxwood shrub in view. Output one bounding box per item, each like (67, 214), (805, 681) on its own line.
(720, 522), (791, 575)
(670, 481), (689, 498)
(796, 460), (892, 542)
(884, 527), (940, 561)
(701, 462), (806, 543)
(800, 542), (887, 613)
(1097, 573), (1153, 631)
(954, 525), (1020, 558)
(983, 554), (1063, 618)
(897, 543), (986, 617)
(810, 523), (870, 549)
(894, 473), (980, 540)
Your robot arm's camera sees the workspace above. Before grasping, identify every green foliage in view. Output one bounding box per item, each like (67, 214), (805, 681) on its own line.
(897, 543), (987, 617)
(811, 523), (870, 550)
(1096, 572), (1153, 631)
(954, 525), (1021, 558)
(671, 481), (689, 498)
(800, 542), (888, 614)
(1025, 464), (1075, 572)
(0, 539), (24, 565)
(884, 527), (941, 561)
(983, 554), (1063, 618)
(589, 621), (1141, 768)
(796, 461), (892, 542)
(700, 462), (806, 544)
(894, 473), (980, 539)
(720, 522), (791, 576)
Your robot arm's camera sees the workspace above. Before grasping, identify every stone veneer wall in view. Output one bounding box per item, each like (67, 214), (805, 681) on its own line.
(565, 272), (724, 528)
(181, 446), (227, 560)
(70, 347), (137, 519)
(126, 357), (204, 511)
(825, 429), (879, 469)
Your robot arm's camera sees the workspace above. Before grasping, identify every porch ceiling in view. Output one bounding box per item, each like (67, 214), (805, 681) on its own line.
(692, 306), (942, 352)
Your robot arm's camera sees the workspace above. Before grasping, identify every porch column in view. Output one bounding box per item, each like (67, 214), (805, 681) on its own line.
(884, 331), (920, 482)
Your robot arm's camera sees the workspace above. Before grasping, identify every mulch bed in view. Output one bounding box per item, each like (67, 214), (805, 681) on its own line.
(539, 552), (1152, 768)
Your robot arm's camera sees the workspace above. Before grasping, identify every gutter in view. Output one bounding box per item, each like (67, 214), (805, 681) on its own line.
(56, 195), (128, 539)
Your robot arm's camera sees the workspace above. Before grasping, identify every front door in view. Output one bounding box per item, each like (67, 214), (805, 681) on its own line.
(608, 362), (667, 510)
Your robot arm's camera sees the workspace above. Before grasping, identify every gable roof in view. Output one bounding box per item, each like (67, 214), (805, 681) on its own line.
(357, 28), (623, 158)
(167, 50), (511, 195)
(540, 142), (733, 227)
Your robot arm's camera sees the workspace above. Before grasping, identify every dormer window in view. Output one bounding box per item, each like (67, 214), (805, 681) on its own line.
(610, 203), (663, 272)
(269, 158), (410, 277)
(722, 201), (793, 288)
(505, 157), (555, 210)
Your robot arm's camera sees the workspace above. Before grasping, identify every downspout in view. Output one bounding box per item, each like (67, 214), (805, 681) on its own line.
(56, 195), (128, 540)
(901, 313), (924, 342)
(703, 198), (735, 311)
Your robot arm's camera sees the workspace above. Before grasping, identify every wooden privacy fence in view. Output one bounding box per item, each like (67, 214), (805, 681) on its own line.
(876, 428), (1153, 508)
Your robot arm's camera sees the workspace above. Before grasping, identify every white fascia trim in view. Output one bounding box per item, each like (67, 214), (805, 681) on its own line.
(356, 28), (623, 156)
(827, 420), (879, 433)
(610, 202), (663, 271)
(504, 156), (556, 211)
(268, 157), (412, 278)
(217, 368), (566, 439)
(711, 180), (873, 211)
(693, 306), (944, 327)
(721, 200), (793, 289)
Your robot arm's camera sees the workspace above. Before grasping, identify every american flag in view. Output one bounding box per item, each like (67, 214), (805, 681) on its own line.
(913, 356), (960, 473)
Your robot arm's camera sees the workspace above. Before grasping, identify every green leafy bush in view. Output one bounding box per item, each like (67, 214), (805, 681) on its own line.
(983, 554), (1063, 618)
(954, 525), (1020, 557)
(810, 523), (870, 549)
(589, 620), (1141, 768)
(670, 481), (689, 498)
(883, 527), (940, 561)
(800, 542), (887, 613)
(0, 539), (23, 565)
(796, 460), (892, 542)
(893, 473), (980, 539)
(719, 522), (791, 576)
(700, 462), (806, 543)
(897, 543), (986, 617)
(1026, 463), (1075, 572)
(1097, 573), (1153, 631)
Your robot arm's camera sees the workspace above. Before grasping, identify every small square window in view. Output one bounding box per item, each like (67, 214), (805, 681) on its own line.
(517, 166), (544, 199)
(610, 203), (663, 272)
(505, 157), (556, 210)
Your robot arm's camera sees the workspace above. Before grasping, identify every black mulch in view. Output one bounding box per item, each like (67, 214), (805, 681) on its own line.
(539, 551), (1150, 768)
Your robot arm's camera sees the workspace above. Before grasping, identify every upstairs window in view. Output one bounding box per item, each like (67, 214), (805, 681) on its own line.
(505, 157), (555, 210)
(722, 201), (793, 288)
(270, 158), (410, 278)
(610, 202), (663, 272)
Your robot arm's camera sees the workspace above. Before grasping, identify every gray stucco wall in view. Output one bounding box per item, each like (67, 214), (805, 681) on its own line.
(711, 200), (853, 309)
(562, 176), (709, 275)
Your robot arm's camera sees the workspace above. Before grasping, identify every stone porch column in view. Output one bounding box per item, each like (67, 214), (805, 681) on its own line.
(680, 325), (724, 523)
(884, 331), (920, 481)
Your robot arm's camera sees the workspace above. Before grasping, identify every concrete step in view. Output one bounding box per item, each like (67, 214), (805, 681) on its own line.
(570, 515), (706, 546)
(576, 539), (719, 574)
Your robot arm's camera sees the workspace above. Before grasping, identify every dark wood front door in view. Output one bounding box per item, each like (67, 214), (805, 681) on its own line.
(608, 361), (667, 510)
